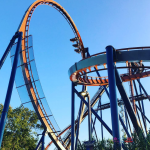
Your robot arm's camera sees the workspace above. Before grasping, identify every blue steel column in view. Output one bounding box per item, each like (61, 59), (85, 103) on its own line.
(115, 67), (143, 138)
(100, 98), (103, 141)
(0, 35), (17, 69)
(35, 130), (46, 150)
(87, 94), (92, 142)
(133, 80), (147, 134)
(0, 32), (22, 148)
(84, 90), (94, 150)
(71, 82), (75, 150)
(35, 136), (43, 150)
(75, 66), (87, 150)
(41, 133), (45, 150)
(139, 80), (147, 133)
(124, 107), (128, 131)
(137, 79), (150, 101)
(106, 45), (121, 149)
(136, 105), (150, 123)
(138, 80), (147, 120)
(75, 100), (84, 150)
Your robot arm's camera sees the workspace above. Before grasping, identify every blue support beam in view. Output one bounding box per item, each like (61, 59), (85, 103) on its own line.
(41, 133), (45, 150)
(115, 66), (143, 137)
(0, 34), (17, 69)
(137, 79), (148, 133)
(92, 106), (98, 134)
(35, 136), (43, 150)
(35, 130), (46, 150)
(84, 108), (95, 150)
(75, 67), (87, 150)
(119, 116), (131, 138)
(137, 79), (150, 101)
(71, 82), (75, 150)
(138, 79), (146, 114)
(87, 94), (92, 142)
(75, 100), (84, 150)
(100, 99), (103, 141)
(133, 80), (147, 134)
(136, 105), (150, 124)
(92, 96), (104, 141)
(106, 46), (121, 149)
(0, 32), (22, 148)
(92, 97), (101, 134)
(91, 118), (98, 142)
(124, 107), (128, 131)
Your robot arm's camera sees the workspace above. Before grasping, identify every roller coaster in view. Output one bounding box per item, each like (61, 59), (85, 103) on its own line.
(0, 0), (150, 150)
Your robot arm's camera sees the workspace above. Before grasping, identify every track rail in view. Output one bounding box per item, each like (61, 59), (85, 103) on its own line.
(17, 0), (85, 149)
(69, 47), (150, 86)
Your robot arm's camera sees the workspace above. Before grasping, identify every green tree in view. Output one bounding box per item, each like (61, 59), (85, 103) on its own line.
(0, 104), (43, 150)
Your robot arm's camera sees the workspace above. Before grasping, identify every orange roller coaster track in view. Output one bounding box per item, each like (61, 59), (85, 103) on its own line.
(18, 0), (85, 149)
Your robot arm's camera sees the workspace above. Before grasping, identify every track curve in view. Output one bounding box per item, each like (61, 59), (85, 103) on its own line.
(69, 47), (150, 86)
(17, 0), (85, 149)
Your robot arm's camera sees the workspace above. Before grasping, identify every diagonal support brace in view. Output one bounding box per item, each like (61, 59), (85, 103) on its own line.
(0, 32), (23, 149)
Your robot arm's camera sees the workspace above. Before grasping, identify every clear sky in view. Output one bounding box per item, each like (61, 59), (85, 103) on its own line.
(1, 0), (150, 149)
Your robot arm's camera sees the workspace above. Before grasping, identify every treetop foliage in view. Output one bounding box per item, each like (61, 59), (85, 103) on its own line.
(0, 104), (43, 150)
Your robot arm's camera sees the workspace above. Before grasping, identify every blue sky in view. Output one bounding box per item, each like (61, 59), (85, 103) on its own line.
(1, 0), (150, 149)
